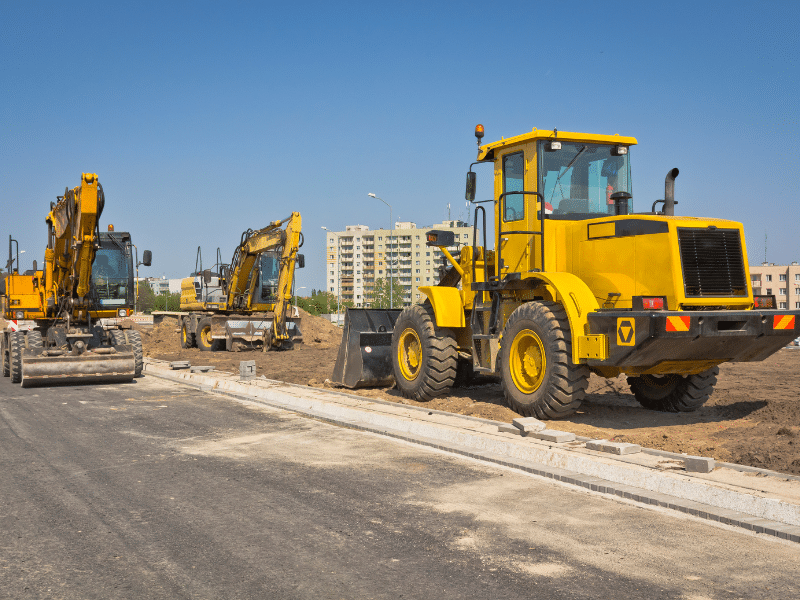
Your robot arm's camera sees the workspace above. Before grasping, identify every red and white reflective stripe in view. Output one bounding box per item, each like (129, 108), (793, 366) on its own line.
(8, 320), (18, 331)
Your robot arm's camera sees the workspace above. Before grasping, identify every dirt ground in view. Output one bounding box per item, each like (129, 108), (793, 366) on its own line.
(140, 310), (800, 475)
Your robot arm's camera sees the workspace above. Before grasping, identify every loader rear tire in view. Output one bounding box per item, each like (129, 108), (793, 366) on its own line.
(499, 301), (589, 419)
(627, 367), (718, 412)
(111, 330), (144, 377)
(197, 318), (221, 352)
(391, 304), (457, 401)
(181, 319), (196, 349)
(9, 331), (23, 384)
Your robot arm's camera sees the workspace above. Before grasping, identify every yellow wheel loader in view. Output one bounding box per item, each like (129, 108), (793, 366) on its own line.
(333, 126), (799, 418)
(1, 173), (152, 387)
(178, 212), (304, 351)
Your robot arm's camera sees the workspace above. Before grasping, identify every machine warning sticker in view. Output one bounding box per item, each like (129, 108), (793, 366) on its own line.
(773, 315), (796, 330)
(616, 318), (635, 346)
(666, 316), (691, 332)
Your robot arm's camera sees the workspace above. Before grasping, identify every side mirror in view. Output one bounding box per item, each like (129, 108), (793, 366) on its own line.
(203, 269), (212, 284)
(142, 250), (152, 266)
(296, 254), (305, 269)
(465, 171), (476, 202)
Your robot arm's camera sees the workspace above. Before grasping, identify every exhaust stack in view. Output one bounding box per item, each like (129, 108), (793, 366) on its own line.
(664, 168), (679, 216)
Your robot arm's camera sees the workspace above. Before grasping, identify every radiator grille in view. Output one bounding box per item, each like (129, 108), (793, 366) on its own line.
(678, 228), (747, 297)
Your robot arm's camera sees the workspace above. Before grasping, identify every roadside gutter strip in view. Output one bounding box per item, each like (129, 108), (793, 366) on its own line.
(143, 360), (800, 543)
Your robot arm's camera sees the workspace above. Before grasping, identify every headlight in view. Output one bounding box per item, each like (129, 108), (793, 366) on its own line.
(15, 310), (24, 319)
(118, 309), (128, 317)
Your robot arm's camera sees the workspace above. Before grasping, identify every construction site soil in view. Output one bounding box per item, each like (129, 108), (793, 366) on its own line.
(140, 311), (800, 475)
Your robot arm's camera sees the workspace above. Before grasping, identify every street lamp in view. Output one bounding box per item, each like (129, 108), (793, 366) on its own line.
(368, 193), (394, 309)
(321, 227), (341, 324)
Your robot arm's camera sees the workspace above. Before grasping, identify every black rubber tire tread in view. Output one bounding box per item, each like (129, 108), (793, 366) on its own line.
(111, 329), (144, 377)
(181, 319), (196, 349)
(391, 303), (457, 401)
(196, 318), (220, 352)
(627, 367), (718, 412)
(9, 331), (23, 384)
(499, 301), (590, 419)
(2, 334), (9, 377)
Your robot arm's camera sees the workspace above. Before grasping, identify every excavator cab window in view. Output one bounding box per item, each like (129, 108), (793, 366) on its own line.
(539, 141), (631, 219)
(259, 250), (281, 302)
(92, 246), (130, 306)
(502, 152), (525, 222)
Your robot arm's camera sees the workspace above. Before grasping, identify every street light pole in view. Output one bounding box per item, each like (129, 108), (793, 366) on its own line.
(321, 227), (341, 323)
(368, 193), (393, 309)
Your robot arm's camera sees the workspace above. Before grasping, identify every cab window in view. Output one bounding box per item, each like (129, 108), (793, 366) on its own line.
(503, 152), (525, 221)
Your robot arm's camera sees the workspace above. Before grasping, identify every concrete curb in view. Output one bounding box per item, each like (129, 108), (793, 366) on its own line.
(143, 360), (800, 543)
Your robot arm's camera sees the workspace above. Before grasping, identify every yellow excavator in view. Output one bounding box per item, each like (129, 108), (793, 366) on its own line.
(1, 173), (152, 386)
(178, 212), (304, 351)
(333, 126), (799, 418)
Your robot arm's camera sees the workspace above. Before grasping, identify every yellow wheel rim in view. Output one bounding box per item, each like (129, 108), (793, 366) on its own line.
(201, 326), (212, 347)
(182, 326), (187, 344)
(510, 328), (546, 394)
(397, 327), (422, 381)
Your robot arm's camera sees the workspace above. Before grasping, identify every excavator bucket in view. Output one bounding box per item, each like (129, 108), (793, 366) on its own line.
(20, 347), (136, 387)
(331, 307), (402, 388)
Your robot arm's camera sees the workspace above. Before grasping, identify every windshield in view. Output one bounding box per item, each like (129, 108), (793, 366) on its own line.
(259, 251), (281, 302)
(92, 247), (130, 306)
(538, 141), (631, 218)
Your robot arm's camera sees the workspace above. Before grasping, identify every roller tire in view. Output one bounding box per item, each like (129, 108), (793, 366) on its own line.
(627, 367), (718, 412)
(9, 331), (23, 384)
(499, 301), (589, 419)
(181, 319), (196, 349)
(111, 329), (144, 377)
(391, 303), (457, 401)
(196, 318), (221, 352)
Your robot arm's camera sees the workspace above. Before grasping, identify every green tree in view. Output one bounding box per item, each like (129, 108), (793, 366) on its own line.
(153, 291), (182, 311)
(136, 281), (156, 314)
(366, 278), (406, 309)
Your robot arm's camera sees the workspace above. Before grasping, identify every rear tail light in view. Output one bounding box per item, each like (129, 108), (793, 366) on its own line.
(632, 296), (666, 311)
(754, 295), (775, 309)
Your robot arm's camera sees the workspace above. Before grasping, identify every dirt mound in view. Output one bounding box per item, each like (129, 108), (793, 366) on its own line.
(295, 307), (342, 349)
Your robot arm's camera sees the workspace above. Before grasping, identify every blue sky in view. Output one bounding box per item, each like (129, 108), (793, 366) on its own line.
(3, 0), (798, 292)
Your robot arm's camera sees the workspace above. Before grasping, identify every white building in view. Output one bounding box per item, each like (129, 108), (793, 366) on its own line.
(750, 262), (800, 310)
(324, 220), (475, 307)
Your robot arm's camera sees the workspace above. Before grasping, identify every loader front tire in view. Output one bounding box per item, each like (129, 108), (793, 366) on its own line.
(391, 304), (457, 401)
(2, 335), (9, 377)
(181, 319), (196, 349)
(627, 367), (718, 412)
(500, 301), (589, 419)
(196, 318), (221, 352)
(111, 330), (144, 377)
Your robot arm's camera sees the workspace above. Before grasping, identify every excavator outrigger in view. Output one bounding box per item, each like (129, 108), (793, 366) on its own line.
(178, 212), (304, 351)
(1, 173), (152, 386)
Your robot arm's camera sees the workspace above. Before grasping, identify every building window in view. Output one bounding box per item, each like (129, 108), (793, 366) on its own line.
(416, 252), (420, 257)
(796, 274), (800, 280)
(415, 277), (420, 282)
(425, 260), (430, 265)
(426, 252), (430, 256)
(779, 274), (786, 281)
(796, 302), (800, 309)
(780, 302), (787, 308)
(795, 288), (800, 294)
(780, 288), (787, 295)
(766, 275), (772, 281)
(751, 275), (760, 281)
(766, 288), (772, 295)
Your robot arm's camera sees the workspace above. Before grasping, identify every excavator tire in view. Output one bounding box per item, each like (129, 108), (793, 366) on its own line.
(9, 331), (24, 384)
(181, 319), (196, 349)
(111, 330), (144, 377)
(500, 301), (589, 419)
(391, 303), (457, 401)
(2, 335), (9, 377)
(196, 318), (221, 352)
(627, 367), (718, 412)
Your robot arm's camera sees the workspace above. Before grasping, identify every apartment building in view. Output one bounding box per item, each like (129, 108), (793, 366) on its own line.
(750, 262), (800, 310)
(324, 220), (475, 307)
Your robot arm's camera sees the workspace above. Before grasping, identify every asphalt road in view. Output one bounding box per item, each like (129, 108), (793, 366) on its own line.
(1, 375), (798, 600)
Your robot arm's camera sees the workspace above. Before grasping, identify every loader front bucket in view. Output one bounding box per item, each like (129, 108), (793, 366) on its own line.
(331, 307), (402, 388)
(21, 348), (136, 387)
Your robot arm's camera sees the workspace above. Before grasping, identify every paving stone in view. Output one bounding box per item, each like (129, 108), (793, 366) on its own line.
(684, 455), (715, 473)
(512, 417), (546, 433)
(169, 361), (190, 369)
(585, 439), (642, 455)
(497, 424), (522, 435)
(190, 365), (214, 373)
(527, 429), (576, 443)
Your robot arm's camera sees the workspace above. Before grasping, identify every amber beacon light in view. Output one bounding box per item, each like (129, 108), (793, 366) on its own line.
(474, 124), (484, 145)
